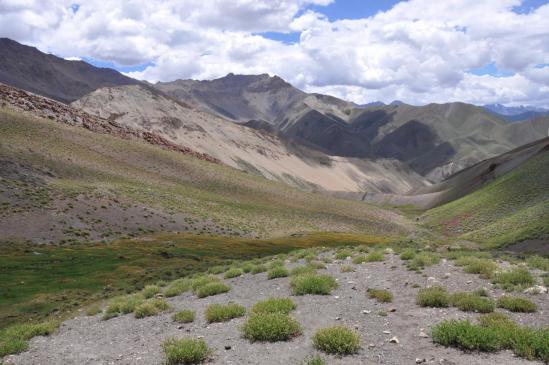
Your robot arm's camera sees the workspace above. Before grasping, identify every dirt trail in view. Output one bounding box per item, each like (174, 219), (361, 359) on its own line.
(5, 252), (547, 365)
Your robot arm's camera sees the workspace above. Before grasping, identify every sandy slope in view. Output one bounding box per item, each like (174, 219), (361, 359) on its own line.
(73, 85), (427, 194)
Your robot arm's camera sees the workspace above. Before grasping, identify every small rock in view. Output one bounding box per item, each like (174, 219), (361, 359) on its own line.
(335, 316), (341, 321)
(443, 273), (451, 278)
(416, 359), (426, 364)
(466, 280), (473, 284)
(389, 307), (396, 312)
(419, 331), (429, 338)
(368, 343), (376, 348)
(388, 336), (399, 344)
(427, 277), (437, 281)
(383, 330), (391, 334)
(224, 345), (232, 350)
(334, 295), (340, 299)
(362, 310), (371, 314)
(524, 285), (547, 294)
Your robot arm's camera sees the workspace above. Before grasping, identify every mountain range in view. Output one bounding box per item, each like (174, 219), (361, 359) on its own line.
(1, 37), (548, 200)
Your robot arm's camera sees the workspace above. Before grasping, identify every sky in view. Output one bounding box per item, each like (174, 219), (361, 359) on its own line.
(1, 0), (549, 107)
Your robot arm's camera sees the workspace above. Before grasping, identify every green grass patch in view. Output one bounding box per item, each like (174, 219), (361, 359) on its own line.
(224, 268), (243, 279)
(399, 248), (416, 260)
(365, 251), (385, 262)
(450, 293), (494, 313)
(290, 274), (338, 295)
(163, 337), (212, 365)
(164, 278), (192, 297)
(416, 286), (450, 307)
(312, 326), (360, 355)
(493, 268), (535, 290)
(195, 282), (230, 298)
(250, 264), (267, 274)
(242, 313), (301, 342)
(335, 250), (352, 260)
(407, 252), (440, 271)
(267, 266), (289, 279)
(141, 285), (161, 299)
(302, 355), (326, 365)
(455, 257), (498, 279)
(497, 296), (537, 313)
(134, 298), (170, 318)
(103, 294), (145, 319)
(526, 256), (549, 271)
(367, 288), (393, 303)
(0, 321), (59, 357)
(432, 313), (549, 362)
(172, 310), (195, 323)
(251, 298), (296, 315)
(290, 266), (316, 277)
(351, 255), (367, 264)
(205, 303), (246, 323)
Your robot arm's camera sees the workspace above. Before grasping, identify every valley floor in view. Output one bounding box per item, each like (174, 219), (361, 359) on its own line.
(4, 250), (547, 365)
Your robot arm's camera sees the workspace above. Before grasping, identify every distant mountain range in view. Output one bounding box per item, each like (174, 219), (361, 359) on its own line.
(0, 38), (139, 103)
(1, 37), (549, 195)
(482, 103), (549, 122)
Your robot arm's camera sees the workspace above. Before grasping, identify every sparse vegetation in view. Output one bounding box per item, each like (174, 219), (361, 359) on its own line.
(103, 294), (145, 319)
(242, 313), (302, 342)
(134, 298), (170, 318)
(335, 250), (352, 260)
(367, 288), (393, 303)
(250, 264), (268, 274)
(432, 313), (549, 362)
(400, 248), (416, 260)
(164, 278), (191, 297)
(365, 250), (385, 262)
(302, 355), (326, 365)
(406, 252), (440, 271)
(163, 337), (212, 365)
(224, 267), (243, 279)
(493, 268), (535, 290)
(290, 274), (338, 295)
(526, 255), (549, 271)
(142, 285), (161, 299)
(0, 321), (59, 357)
(450, 292), (494, 313)
(455, 257), (498, 279)
(313, 326), (360, 355)
(205, 303), (246, 323)
(267, 266), (289, 279)
(251, 298), (296, 315)
(416, 286), (450, 308)
(497, 296), (537, 313)
(191, 276), (230, 298)
(172, 310), (195, 323)
(352, 255), (367, 264)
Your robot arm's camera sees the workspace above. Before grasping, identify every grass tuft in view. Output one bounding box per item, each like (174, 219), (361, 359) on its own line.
(400, 248), (416, 260)
(164, 278), (192, 297)
(0, 321), (59, 357)
(242, 313), (302, 342)
(224, 267), (243, 279)
(365, 251), (385, 262)
(416, 286), (450, 308)
(367, 288), (393, 303)
(312, 326), (361, 355)
(302, 355), (326, 365)
(290, 274), (338, 295)
(497, 296), (537, 313)
(195, 282), (230, 298)
(163, 337), (212, 365)
(172, 310), (195, 323)
(142, 285), (161, 299)
(340, 265), (355, 273)
(251, 298), (296, 315)
(205, 303), (246, 323)
(134, 298), (170, 318)
(250, 264), (268, 274)
(267, 266), (289, 279)
(291, 265), (316, 276)
(450, 293), (494, 313)
(493, 268), (535, 290)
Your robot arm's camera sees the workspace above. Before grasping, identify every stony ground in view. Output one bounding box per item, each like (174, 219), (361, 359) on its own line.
(5, 252), (548, 365)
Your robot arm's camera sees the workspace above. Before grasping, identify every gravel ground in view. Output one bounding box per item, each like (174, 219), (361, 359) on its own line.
(5, 252), (548, 365)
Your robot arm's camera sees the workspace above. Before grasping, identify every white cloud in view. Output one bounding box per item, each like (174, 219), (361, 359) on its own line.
(1, 0), (548, 107)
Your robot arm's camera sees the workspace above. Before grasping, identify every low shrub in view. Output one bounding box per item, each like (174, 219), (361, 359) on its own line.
(407, 252), (440, 271)
(241, 262), (254, 273)
(365, 251), (385, 262)
(352, 255), (367, 264)
(313, 326), (361, 355)
(86, 305), (102, 316)
(195, 282), (230, 298)
(224, 267), (243, 279)
(242, 313), (302, 342)
(497, 296), (537, 313)
(526, 255), (549, 271)
(142, 285), (161, 299)
(308, 261), (326, 269)
(173, 310), (195, 323)
(291, 274), (338, 295)
(134, 298), (170, 318)
(251, 298), (296, 315)
(432, 313), (549, 362)
(367, 288), (393, 303)
(450, 293), (494, 313)
(191, 275), (220, 293)
(104, 294), (145, 319)
(335, 250), (352, 260)
(493, 268), (535, 290)
(302, 355), (326, 365)
(207, 265), (226, 275)
(291, 265), (316, 276)
(205, 303), (246, 323)
(416, 286), (450, 307)
(267, 266), (289, 279)
(250, 264), (267, 274)
(400, 248), (416, 260)
(164, 278), (191, 297)
(163, 338), (212, 365)
(459, 258), (498, 279)
(0, 321), (59, 357)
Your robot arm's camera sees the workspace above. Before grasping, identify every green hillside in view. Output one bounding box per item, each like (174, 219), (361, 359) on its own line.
(423, 146), (549, 248)
(0, 107), (409, 243)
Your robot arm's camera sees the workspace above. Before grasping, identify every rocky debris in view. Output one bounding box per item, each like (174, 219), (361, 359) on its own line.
(416, 358), (426, 364)
(523, 285), (547, 294)
(0, 82), (220, 164)
(388, 336), (399, 344)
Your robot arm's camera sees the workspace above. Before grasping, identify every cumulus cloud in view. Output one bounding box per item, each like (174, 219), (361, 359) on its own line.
(1, 0), (548, 107)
